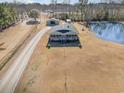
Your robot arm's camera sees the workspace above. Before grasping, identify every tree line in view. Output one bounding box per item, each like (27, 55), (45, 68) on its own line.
(0, 3), (17, 31)
(1, 2), (124, 31)
(54, 3), (124, 22)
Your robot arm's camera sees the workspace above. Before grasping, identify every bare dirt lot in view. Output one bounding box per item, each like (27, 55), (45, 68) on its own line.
(15, 23), (124, 93)
(0, 13), (48, 73)
(0, 21), (34, 65)
(0, 22), (32, 59)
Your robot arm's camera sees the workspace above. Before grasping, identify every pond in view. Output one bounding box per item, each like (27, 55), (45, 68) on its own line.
(89, 22), (124, 44)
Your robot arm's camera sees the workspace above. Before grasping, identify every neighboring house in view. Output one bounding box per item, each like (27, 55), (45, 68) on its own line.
(46, 18), (59, 26)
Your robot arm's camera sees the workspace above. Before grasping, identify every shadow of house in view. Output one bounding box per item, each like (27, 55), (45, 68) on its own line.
(46, 18), (59, 26)
(47, 24), (81, 47)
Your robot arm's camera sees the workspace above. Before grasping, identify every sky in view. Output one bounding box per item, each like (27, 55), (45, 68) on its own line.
(0, 0), (120, 4)
(0, 0), (79, 4)
(0, 0), (99, 4)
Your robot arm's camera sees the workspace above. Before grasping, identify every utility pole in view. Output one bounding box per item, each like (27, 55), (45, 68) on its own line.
(79, 0), (88, 21)
(51, 0), (55, 18)
(69, 0), (71, 18)
(52, 0), (57, 18)
(63, 0), (70, 4)
(67, 0), (71, 20)
(51, 0), (54, 4)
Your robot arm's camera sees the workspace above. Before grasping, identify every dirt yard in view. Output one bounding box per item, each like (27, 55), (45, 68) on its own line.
(15, 23), (124, 93)
(0, 13), (48, 72)
(0, 21), (33, 61)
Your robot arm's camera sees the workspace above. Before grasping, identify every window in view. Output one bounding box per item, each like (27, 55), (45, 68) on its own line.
(58, 30), (70, 34)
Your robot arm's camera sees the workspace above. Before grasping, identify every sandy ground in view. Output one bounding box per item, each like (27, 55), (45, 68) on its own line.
(0, 13), (48, 73)
(0, 21), (34, 63)
(15, 23), (124, 93)
(0, 12), (48, 63)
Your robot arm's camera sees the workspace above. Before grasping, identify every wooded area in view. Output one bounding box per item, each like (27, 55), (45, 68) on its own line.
(56, 4), (124, 21)
(0, 3), (17, 31)
(0, 3), (124, 31)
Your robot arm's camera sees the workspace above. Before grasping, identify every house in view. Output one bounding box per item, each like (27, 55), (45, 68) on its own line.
(46, 18), (59, 26)
(47, 23), (81, 47)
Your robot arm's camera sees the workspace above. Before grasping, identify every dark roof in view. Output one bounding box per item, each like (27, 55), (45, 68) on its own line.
(47, 18), (59, 22)
(47, 18), (59, 26)
(49, 23), (78, 35)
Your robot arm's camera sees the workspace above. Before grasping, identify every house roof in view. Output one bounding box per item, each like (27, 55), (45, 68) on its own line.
(49, 23), (78, 35)
(47, 18), (59, 22)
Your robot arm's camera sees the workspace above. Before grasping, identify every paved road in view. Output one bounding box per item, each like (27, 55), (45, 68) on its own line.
(0, 27), (51, 93)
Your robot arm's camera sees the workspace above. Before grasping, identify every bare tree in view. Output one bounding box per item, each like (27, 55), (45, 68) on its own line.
(29, 9), (40, 21)
(79, 0), (88, 21)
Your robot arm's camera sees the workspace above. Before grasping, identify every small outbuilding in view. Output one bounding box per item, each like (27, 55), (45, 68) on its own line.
(46, 18), (59, 26)
(47, 24), (81, 47)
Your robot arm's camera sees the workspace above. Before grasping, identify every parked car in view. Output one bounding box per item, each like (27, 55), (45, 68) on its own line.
(66, 19), (71, 23)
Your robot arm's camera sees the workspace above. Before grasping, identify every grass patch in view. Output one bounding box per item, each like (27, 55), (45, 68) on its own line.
(0, 48), (6, 51)
(0, 44), (21, 70)
(0, 42), (5, 47)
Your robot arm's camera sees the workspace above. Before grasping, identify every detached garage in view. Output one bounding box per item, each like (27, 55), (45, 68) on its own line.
(46, 18), (59, 26)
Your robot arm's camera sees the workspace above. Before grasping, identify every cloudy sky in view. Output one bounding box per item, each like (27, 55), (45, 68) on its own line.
(0, 0), (78, 4)
(0, 0), (121, 4)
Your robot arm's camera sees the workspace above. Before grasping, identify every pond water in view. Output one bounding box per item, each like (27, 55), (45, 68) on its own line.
(89, 22), (124, 44)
